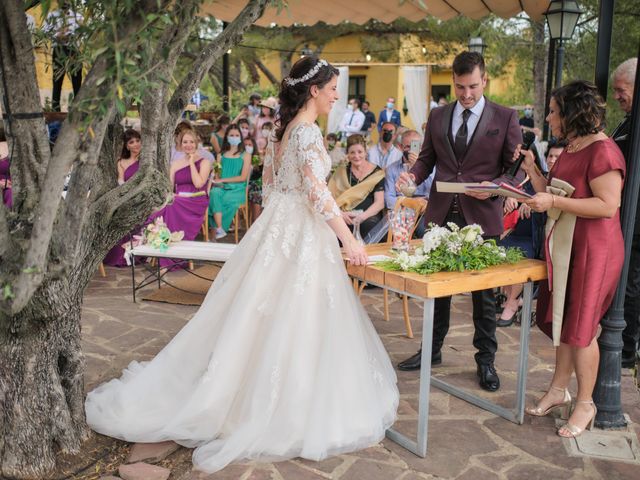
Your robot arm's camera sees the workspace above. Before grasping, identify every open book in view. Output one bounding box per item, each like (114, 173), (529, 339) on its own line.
(436, 181), (532, 199)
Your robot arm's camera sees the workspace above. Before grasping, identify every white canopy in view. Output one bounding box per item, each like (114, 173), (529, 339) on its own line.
(202, 0), (551, 26)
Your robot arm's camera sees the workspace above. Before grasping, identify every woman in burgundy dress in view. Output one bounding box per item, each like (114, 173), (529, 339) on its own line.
(151, 129), (211, 267)
(103, 129), (142, 267)
(517, 81), (625, 438)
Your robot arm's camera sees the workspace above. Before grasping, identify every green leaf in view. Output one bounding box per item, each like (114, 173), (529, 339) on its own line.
(115, 97), (126, 116)
(3, 284), (14, 300)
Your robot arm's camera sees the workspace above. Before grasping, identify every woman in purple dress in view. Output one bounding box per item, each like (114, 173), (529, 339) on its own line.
(152, 129), (211, 267)
(0, 155), (11, 209)
(103, 129), (142, 267)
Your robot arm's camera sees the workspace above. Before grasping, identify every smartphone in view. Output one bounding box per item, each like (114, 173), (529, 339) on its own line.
(410, 139), (421, 155)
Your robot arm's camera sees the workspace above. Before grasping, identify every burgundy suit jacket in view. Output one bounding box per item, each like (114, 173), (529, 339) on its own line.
(411, 99), (524, 237)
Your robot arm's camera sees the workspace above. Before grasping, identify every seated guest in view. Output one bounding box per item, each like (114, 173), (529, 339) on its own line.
(151, 129), (211, 267)
(497, 186), (545, 326)
(256, 121), (274, 155)
(325, 132), (345, 167)
(210, 114), (230, 155)
(368, 121), (403, 169)
(328, 134), (385, 240)
(103, 129), (142, 267)
(209, 124), (251, 240)
(171, 121), (214, 165)
(384, 130), (433, 210)
(245, 136), (263, 223)
(254, 97), (277, 151)
(1, 146), (12, 208)
(237, 117), (253, 141)
(545, 139), (566, 172)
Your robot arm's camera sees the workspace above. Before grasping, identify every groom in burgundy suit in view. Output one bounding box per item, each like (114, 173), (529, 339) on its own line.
(396, 51), (523, 391)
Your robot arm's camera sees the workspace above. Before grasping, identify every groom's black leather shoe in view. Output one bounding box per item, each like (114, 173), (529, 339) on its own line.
(397, 349), (441, 371)
(477, 363), (500, 392)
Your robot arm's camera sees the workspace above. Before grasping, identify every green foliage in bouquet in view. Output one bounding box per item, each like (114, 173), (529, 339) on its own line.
(377, 223), (524, 275)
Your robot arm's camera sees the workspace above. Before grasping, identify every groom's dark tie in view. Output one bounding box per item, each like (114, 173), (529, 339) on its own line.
(454, 109), (472, 160)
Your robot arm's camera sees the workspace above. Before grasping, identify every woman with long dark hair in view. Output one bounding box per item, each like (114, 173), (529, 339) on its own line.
(102, 129), (142, 267)
(86, 56), (398, 472)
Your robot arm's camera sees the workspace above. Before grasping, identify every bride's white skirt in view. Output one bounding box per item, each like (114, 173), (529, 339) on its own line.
(85, 192), (399, 473)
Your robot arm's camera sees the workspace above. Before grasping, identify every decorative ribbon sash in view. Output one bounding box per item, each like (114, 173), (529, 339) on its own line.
(328, 164), (385, 211)
(544, 177), (576, 346)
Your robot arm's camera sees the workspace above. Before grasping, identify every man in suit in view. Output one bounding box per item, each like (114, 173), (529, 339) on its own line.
(396, 51), (523, 391)
(611, 57), (639, 368)
(377, 97), (402, 131)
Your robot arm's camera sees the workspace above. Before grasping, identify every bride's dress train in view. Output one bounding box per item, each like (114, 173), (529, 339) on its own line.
(85, 122), (398, 472)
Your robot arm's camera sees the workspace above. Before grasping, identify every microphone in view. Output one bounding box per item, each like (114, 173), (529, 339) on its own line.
(507, 130), (536, 179)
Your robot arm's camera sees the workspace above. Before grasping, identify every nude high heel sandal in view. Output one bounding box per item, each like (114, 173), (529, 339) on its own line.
(557, 400), (597, 438)
(525, 386), (571, 420)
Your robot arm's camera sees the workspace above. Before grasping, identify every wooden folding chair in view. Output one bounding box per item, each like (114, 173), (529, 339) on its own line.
(201, 211), (209, 242)
(233, 184), (251, 244)
(382, 197), (428, 338)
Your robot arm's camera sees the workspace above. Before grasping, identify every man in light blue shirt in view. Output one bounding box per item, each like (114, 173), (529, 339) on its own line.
(368, 122), (403, 169)
(384, 130), (434, 210)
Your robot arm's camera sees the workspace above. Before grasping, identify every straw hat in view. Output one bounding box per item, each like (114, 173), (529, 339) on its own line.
(259, 97), (278, 110)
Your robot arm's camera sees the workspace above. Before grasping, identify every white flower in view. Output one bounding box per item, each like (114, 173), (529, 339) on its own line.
(447, 222), (460, 232)
(422, 225), (448, 253)
(460, 224), (484, 244)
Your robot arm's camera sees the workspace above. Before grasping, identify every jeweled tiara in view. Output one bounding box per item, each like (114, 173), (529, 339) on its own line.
(284, 59), (328, 86)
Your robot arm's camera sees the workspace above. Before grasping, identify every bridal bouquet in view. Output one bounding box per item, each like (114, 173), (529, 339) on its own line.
(130, 217), (184, 253)
(377, 223), (523, 275)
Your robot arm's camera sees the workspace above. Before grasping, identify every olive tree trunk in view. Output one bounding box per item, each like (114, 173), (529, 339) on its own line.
(0, 0), (268, 477)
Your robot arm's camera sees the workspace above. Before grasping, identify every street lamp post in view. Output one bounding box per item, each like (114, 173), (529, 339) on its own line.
(544, 0), (583, 88)
(468, 37), (487, 56)
(300, 44), (313, 58)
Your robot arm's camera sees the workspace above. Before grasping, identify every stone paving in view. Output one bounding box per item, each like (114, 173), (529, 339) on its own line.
(82, 264), (640, 480)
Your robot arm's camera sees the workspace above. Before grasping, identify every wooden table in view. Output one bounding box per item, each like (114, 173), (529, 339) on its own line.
(346, 243), (547, 458)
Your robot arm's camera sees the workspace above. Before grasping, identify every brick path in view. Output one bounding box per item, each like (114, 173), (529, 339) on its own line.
(82, 265), (640, 480)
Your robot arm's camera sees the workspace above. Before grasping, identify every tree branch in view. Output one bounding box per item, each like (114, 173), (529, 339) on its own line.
(168, 0), (270, 121)
(255, 58), (279, 84)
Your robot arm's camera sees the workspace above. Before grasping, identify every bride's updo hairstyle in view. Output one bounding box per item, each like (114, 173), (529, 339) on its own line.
(276, 56), (339, 141)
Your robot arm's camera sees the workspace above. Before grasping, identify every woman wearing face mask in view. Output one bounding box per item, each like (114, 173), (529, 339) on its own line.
(245, 137), (264, 223)
(254, 97), (277, 152)
(209, 124), (252, 240)
(237, 118), (252, 142)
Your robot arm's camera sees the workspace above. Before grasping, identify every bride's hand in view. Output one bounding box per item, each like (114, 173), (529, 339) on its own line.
(344, 239), (368, 266)
(341, 211), (353, 225)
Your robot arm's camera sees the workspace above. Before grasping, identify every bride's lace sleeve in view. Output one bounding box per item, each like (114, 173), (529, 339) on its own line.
(261, 139), (274, 207)
(296, 125), (341, 221)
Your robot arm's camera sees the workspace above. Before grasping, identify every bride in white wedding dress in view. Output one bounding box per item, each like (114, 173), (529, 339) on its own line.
(85, 56), (399, 473)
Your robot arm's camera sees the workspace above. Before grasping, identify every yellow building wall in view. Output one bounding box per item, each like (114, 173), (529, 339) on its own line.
(29, 5), (77, 111)
(255, 33), (518, 136)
